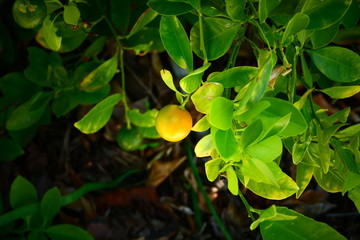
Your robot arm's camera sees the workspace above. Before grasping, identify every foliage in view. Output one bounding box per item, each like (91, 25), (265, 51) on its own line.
(0, 0), (360, 239)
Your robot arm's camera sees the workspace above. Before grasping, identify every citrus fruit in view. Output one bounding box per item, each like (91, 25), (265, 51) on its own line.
(116, 127), (143, 151)
(12, 0), (47, 29)
(155, 104), (193, 142)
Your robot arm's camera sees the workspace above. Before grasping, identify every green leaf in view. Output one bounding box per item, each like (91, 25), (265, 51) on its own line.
(234, 100), (271, 122)
(226, 167), (239, 195)
(190, 17), (241, 61)
(239, 120), (264, 149)
(128, 9), (158, 38)
(0, 72), (40, 102)
(6, 92), (52, 131)
(238, 164), (299, 200)
(296, 153), (315, 198)
(260, 206), (347, 240)
(310, 22), (340, 49)
(128, 109), (158, 127)
(191, 82), (224, 114)
(259, 0), (281, 23)
(212, 127), (238, 160)
(41, 187), (61, 226)
(74, 94), (122, 134)
(24, 47), (51, 87)
(242, 158), (279, 187)
(159, 69), (181, 94)
(205, 158), (222, 181)
(247, 97), (307, 137)
(312, 145), (345, 192)
(342, 172), (360, 194)
(341, 0), (360, 29)
(180, 63), (211, 93)
(195, 134), (214, 158)
(250, 205), (297, 230)
(124, 27), (165, 54)
(246, 136), (283, 163)
(225, 0), (246, 20)
(302, 0), (351, 30)
(0, 138), (24, 162)
(336, 123), (360, 139)
(292, 129), (312, 165)
(160, 16), (193, 71)
(250, 52), (276, 103)
(46, 224), (94, 240)
(192, 115), (211, 132)
(42, 16), (61, 51)
(110, 0), (130, 33)
(139, 126), (160, 139)
(282, 13), (309, 44)
(207, 66), (259, 88)
(300, 53), (313, 88)
(209, 97), (233, 130)
(63, 3), (80, 25)
(80, 54), (118, 91)
(148, 0), (193, 15)
(319, 85), (360, 99)
(10, 176), (38, 209)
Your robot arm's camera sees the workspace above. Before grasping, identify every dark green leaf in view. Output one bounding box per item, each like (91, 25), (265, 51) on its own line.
(110, 0), (130, 33)
(6, 92), (52, 131)
(160, 16), (193, 71)
(310, 22), (340, 49)
(41, 187), (61, 226)
(46, 224), (94, 240)
(259, 0), (281, 23)
(225, 0), (246, 20)
(282, 13), (309, 44)
(148, 0), (193, 15)
(10, 176), (38, 209)
(0, 138), (24, 162)
(190, 17), (241, 60)
(302, 0), (351, 30)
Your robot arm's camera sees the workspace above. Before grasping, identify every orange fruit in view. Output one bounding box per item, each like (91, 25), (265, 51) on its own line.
(155, 105), (192, 142)
(116, 127), (143, 151)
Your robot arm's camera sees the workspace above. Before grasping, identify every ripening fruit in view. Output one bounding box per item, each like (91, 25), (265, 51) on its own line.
(155, 104), (193, 142)
(12, 0), (47, 29)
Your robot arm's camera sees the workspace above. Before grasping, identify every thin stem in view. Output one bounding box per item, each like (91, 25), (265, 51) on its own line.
(119, 48), (131, 129)
(186, 141), (232, 240)
(288, 48), (299, 103)
(198, 13), (208, 65)
(238, 190), (256, 221)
